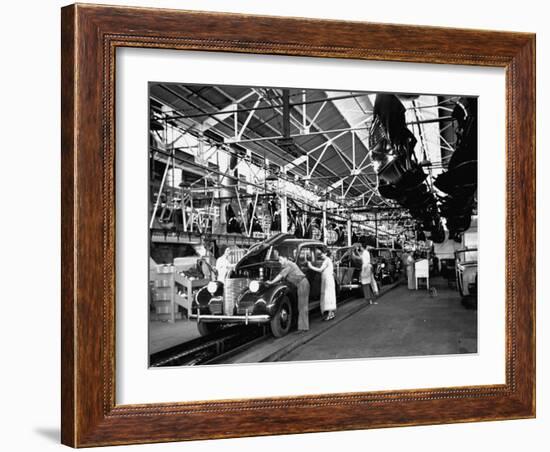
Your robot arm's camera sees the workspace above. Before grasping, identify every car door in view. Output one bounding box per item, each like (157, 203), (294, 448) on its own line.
(297, 245), (321, 301)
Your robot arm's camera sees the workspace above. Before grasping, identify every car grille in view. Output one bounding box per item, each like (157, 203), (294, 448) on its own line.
(224, 278), (249, 315)
(208, 298), (223, 315)
(236, 300), (255, 315)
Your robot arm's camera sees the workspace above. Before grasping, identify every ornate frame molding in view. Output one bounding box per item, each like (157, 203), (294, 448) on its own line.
(61, 4), (535, 447)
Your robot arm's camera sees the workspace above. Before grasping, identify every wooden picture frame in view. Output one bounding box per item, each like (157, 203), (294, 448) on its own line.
(61, 3), (536, 447)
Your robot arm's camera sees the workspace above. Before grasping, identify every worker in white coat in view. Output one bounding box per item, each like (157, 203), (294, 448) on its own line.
(215, 248), (231, 282)
(354, 244), (377, 305)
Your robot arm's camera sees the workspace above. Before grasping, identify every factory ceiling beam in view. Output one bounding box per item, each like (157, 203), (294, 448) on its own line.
(156, 85), (295, 177)
(283, 101), (386, 205)
(307, 142), (331, 178)
(207, 86), (372, 203)
(151, 92), (322, 196)
(343, 175), (358, 198)
(161, 93), (369, 121)
(305, 100), (327, 133)
(320, 94), (389, 205)
(281, 89), (291, 138)
(235, 93), (263, 140)
(223, 125), (372, 145)
(202, 90), (256, 131)
(158, 84), (386, 209)
(151, 147), (362, 224)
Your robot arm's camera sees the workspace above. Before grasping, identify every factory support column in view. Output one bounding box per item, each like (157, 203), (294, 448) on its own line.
(347, 219), (352, 247)
(375, 211), (379, 247)
(280, 167), (288, 233)
(213, 147), (237, 235)
(322, 203), (327, 244)
(280, 194), (288, 233)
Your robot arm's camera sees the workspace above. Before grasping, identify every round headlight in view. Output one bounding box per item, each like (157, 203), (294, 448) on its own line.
(249, 281), (260, 293)
(207, 281), (218, 294)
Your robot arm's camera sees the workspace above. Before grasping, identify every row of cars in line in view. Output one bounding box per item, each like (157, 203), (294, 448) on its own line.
(190, 234), (403, 338)
(334, 245), (479, 302)
(335, 245), (478, 304)
(331, 246), (403, 291)
(189, 233), (477, 338)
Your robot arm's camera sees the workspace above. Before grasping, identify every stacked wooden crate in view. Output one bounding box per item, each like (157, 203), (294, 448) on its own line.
(173, 256), (209, 319)
(149, 257), (211, 322)
(150, 263), (183, 321)
(149, 247), (248, 322)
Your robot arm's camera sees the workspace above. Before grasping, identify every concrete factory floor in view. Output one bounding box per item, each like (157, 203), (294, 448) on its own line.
(149, 277), (477, 361)
(280, 277), (477, 362)
(148, 280), (401, 355)
(149, 318), (200, 354)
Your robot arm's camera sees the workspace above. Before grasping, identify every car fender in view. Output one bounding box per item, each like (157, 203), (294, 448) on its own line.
(463, 267), (477, 285)
(239, 283), (295, 316)
(193, 282), (223, 314)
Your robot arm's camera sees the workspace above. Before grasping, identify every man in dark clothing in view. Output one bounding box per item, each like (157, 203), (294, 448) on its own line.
(266, 255), (311, 331)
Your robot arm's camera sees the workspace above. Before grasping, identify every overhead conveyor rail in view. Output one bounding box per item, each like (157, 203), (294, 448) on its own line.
(149, 83), (476, 248)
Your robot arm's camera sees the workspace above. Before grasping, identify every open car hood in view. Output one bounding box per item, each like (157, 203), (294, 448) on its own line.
(235, 233), (294, 271)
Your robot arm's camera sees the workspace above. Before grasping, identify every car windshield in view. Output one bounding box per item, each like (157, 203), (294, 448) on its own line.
(269, 244), (298, 262)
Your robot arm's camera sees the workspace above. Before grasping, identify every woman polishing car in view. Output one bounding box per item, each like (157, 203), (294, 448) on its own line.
(307, 249), (337, 321)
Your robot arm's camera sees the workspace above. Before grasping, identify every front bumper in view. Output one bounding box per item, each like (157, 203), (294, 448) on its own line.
(190, 313), (271, 325)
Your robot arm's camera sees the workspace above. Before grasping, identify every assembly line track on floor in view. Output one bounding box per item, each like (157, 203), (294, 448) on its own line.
(227, 281), (401, 364)
(149, 325), (268, 367)
(148, 283), (400, 367)
(148, 295), (359, 366)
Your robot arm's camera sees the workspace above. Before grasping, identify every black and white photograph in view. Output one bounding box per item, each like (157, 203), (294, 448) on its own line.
(148, 83), (478, 367)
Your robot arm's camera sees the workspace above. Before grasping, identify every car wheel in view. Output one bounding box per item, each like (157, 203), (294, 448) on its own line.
(197, 321), (221, 337)
(270, 296), (292, 338)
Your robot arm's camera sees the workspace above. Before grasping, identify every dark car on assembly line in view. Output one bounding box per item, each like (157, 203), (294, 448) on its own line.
(190, 233), (339, 338)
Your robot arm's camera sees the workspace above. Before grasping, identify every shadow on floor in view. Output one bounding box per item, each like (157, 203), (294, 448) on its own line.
(34, 427), (59, 443)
